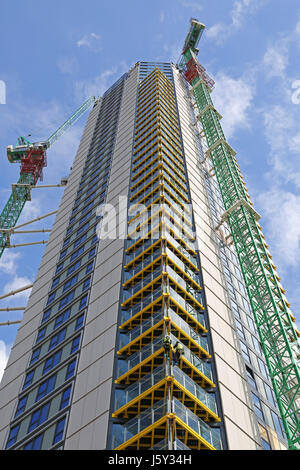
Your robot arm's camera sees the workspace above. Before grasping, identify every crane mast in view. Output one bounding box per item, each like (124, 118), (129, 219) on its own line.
(179, 18), (300, 449)
(0, 95), (97, 259)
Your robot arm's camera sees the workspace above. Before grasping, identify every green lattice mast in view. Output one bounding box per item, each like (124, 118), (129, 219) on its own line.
(0, 96), (97, 259)
(179, 18), (300, 449)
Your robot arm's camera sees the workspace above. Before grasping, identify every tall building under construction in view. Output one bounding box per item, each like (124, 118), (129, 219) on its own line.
(0, 20), (299, 451)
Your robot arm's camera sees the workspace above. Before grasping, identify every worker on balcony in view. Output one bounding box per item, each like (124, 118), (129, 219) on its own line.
(163, 335), (172, 356)
(174, 341), (184, 364)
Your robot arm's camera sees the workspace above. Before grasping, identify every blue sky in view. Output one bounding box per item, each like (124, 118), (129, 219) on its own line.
(0, 0), (300, 379)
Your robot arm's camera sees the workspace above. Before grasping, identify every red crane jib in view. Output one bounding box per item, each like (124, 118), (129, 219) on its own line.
(20, 147), (47, 184)
(184, 58), (215, 89)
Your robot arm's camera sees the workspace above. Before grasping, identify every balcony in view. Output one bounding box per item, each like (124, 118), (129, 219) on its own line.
(114, 364), (218, 421)
(116, 332), (214, 389)
(112, 397), (222, 450)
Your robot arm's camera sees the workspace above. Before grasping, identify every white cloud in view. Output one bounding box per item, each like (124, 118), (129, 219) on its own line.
(17, 198), (41, 226)
(76, 33), (102, 52)
(57, 56), (78, 75)
(231, 0), (253, 29)
(47, 124), (83, 180)
(0, 340), (11, 383)
(75, 62), (130, 102)
(0, 251), (20, 275)
(263, 105), (291, 154)
(212, 72), (255, 139)
(263, 45), (289, 79)
(179, 0), (203, 12)
(207, 0), (268, 44)
(257, 189), (300, 268)
(9, 101), (85, 183)
(162, 41), (183, 63)
(3, 275), (32, 301)
(205, 24), (225, 41)
(289, 133), (300, 153)
(256, 21), (300, 299)
(159, 11), (165, 23)
(262, 17), (300, 81)
(75, 68), (116, 101)
(262, 104), (300, 188)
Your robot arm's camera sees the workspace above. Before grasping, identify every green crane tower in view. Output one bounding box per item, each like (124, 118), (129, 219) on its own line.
(179, 18), (300, 450)
(0, 96), (97, 259)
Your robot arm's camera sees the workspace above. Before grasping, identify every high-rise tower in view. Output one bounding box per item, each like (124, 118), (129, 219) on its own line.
(0, 25), (298, 450)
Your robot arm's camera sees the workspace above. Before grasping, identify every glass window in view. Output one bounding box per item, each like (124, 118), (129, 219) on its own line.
(59, 249), (67, 261)
(264, 383), (276, 407)
(67, 259), (81, 276)
(52, 417), (66, 445)
(35, 374), (56, 402)
(28, 402), (50, 433)
(51, 277), (60, 290)
(23, 370), (35, 390)
(15, 395), (28, 417)
(251, 392), (264, 421)
(58, 290), (75, 310)
(235, 320), (245, 340)
(70, 335), (80, 354)
(75, 314), (85, 330)
(247, 316), (256, 333)
(246, 366), (257, 390)
(5, 424), (20, 449)
(63, 275), (78, 292)
(231, 300), (240, 318)
(79, 295), (88, 310)
(74, 233), (87, 248)
(49, 328), (67, 351)
(65, 359), (77, 380)
(271, 411), (285, 439)
(41, 308), (51, 324)
(91, 234), (98, 245)
(240, 341), (250, 363)
(261, 438), (271, 450)
(227, 283), (236, 299)
(242, 297), (252, 314)
(43, 350), (62, 375)
(82, 277), (91, 291)
(86, 261), (94, 274)
(30, 348), (41, 365)
(63, 237), (71, 247)
(60, 386), (72, 410)
(258, 358), (268, 379)
(54, 308), (71, 329)
(36, 327), (46, 344)
(23, 433), (44, 450)
(70, 246), (84, 262)
(252, 336), (262, 354)
(56, 263), (64, 274)
(77, 222), (89, 236)
(46, 292), (56, 306)
(238, 281), (247, 297)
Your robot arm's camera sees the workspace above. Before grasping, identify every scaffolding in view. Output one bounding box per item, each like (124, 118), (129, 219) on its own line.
(179, 18), (300, 449)
(111, 67), (224, 450)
